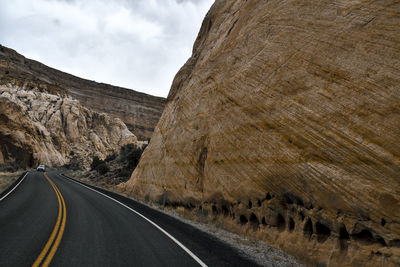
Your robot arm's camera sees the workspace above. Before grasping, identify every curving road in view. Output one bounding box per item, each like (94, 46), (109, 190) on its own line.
(0, 171), (258, 266)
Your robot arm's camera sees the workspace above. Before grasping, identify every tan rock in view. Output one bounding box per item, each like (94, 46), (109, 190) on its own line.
(124, 0), (400, 265)
(0, 84), (138, 168)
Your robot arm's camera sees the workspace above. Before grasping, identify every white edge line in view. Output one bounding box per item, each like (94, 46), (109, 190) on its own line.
(0, 172), (29, 201)
(59, 174), (207, 267)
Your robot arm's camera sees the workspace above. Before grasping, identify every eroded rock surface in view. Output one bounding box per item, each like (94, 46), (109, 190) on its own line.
(124, 0), (400, 265)
(0, 45), (165, 140)
(0, 84), (137, 168)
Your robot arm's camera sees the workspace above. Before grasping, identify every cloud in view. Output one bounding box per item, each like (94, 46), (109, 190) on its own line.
(0, 0), (214, 97)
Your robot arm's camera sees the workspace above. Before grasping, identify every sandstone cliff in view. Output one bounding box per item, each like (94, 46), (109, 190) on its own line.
(0, 84), (136, 168)
(124, 0), (400, 265)
(0, 45), (165, 140)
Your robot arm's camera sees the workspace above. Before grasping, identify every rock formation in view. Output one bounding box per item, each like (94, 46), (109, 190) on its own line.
(0, 45), (165, 140)
(0, 84), (137, 168)
(124, 0), (400, 265)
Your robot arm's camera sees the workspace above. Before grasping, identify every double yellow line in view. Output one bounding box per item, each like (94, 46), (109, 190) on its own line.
(32, 172), (67, 267)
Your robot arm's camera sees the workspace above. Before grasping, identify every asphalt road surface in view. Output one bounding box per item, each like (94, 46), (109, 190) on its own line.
(0, 171), (258, 266)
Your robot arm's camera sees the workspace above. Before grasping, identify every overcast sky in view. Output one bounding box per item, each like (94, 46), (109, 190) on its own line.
(0, 0), (213, 97)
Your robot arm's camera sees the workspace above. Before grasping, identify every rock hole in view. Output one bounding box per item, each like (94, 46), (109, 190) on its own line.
(261, 217), (267, 226)
(277, 214), (286, 232)
(316, 222), (331, 243)
(221, 205), (229, 216)
(352, 229), (374, 244)
(339, 225), (350, 240)
(257, 199), (261, 207)
(339, 225), (350, 251)
(299, 212), (305, 221)
(212, 204), (218, 215)
(282, 194), (293, 205)
(304, 218), (313, 239)
(250, 213), (259, 230)
(248, 200), (252, 209)
(297, 199), (304, 207)
(265, 193), (272, 200)
(240, 215), (248, 225)
(375, 235), (387, 246)
(381, 218), (386, 227)
(289, 218), (295, 232)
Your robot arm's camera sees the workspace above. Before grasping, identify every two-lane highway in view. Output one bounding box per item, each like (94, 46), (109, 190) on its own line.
(0, 171), (258, 266)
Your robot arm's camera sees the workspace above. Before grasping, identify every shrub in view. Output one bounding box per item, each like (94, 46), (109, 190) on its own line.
(119, 144), (147, 171)
(0, 161), (20, 172)
(91, 156), (104, 171)
(105, 153), (117, 162)
(64, 156), (82, 170)
(96, 163), (109, 175)
(119, 168), (132, 178)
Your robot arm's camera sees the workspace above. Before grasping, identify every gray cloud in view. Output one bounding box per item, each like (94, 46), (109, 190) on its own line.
(0, 0), (213, 97)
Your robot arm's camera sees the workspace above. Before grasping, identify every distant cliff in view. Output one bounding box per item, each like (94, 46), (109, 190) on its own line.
(124, 0), (400, 266)
(0, 45), (165, 140)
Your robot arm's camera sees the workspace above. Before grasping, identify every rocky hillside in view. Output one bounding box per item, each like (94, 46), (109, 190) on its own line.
(0, 84), (137, 169)
(124, 0), (400, 266)
(0, 45), (165, 140)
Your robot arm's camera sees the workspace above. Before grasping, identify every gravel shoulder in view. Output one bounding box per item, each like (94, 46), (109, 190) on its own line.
(156, 206), (304, 267)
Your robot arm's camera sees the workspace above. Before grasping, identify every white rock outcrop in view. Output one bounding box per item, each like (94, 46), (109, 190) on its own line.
(0, 84), (137, 168)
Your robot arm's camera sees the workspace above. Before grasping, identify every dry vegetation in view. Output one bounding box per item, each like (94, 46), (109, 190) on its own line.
(0, 171), (24, 193)
(67, 143), (147, 189)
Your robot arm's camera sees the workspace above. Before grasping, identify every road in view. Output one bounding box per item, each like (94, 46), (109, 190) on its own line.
(0, 171), (258, 266)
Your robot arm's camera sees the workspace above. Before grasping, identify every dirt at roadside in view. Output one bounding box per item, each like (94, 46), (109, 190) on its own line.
(0, 171), (24, 193)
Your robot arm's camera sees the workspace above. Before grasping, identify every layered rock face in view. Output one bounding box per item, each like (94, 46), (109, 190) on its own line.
(0, 84), (136, 168)
(0, 45), (165, 140)
(124, 0), (400, 265)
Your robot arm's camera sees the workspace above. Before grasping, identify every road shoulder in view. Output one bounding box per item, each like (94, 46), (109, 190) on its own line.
(0, 171), (28, 199)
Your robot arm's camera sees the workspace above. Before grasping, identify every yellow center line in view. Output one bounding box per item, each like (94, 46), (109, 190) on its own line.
(32, 174), (62, 267)
(43, 185), (67, 267)
(32, 172), (67, 267)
